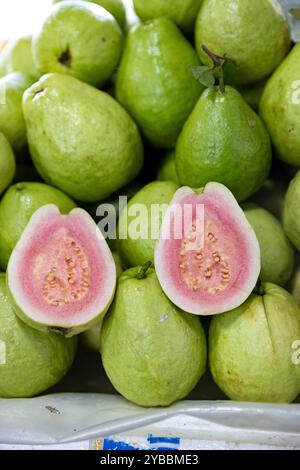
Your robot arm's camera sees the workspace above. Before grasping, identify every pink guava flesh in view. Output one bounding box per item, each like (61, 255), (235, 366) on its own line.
(155, 183), (260, 315)
(7, 205), (116, 332)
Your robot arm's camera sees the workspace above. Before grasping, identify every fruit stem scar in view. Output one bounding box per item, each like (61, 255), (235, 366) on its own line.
(136, 261), (152, 280)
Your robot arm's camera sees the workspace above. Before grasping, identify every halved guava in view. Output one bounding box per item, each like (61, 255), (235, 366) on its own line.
(7, 204), (116, 336)
(155, 183), (260, 316)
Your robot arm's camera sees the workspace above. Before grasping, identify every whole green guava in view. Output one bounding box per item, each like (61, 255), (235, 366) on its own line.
(283, 172), (300, 251)
(0, 36), (39, 80)
(0, 133), (15, 196)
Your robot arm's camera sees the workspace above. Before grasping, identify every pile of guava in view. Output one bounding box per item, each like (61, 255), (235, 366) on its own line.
(0, 0), (299, 407)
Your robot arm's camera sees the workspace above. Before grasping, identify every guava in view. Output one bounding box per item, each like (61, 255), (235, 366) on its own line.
(287, 259), (300, 306)
(238, 79), (267, 112)
(250, 179), (286, 221)
(260, 43), (300, 166)
(283, 172), (300, 251)
(243, 203), (294, 286)
(133, 0), (203, 33)
(0, 133), (15, 196)
(155, 183), (261, 316)
(23, 73), (144, 202)
(195, 0), (291, 86)
(33, 1), (124, 88)
(0, 273), (77, 398)
(0, 72), (35, 153)
(0, 36), (39, 80)
(117, 181), (178, 268)
(0, 182), (76, 270)
(209, 283), (300, 403)
(100, 264), (207, 407)
(176, 86), (271, 202)
(116, 18), (203, 148)
(156, 151), (180, 186)
(7, 204), (116, 337)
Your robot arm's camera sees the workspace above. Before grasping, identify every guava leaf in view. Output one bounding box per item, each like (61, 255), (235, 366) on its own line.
(190, 65), (216, 88)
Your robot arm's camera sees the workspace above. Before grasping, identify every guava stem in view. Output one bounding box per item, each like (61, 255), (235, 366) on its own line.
(136, 261), (153, 280)
(201, 44), (225, 94)
(253, 279), (265, 296)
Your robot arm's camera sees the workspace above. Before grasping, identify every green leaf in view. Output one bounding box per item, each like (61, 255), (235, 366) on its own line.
(290, 8), (300, 20)
(223, 59), (237, 86)
(190, 65), (215, 88)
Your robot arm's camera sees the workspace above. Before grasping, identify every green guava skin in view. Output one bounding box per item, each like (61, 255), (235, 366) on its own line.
(283, 172), (300, 251)
(176, 86), (272, 202)
(0, 133), (15, 196)
(22, 73), (144, 203)
(0, 36), (39, 80)
(0, 182), (76, 270)
(117, 181), (178, 268)
(238, 79), (267, 112)
(100, 268), (207, 407)
(0, 72), (35, 153)
(52, 0), (127, 31)
(133, 0), (203, 33)
(156, 151), (180, 186)
(116, 18), (203, 148)
(260, 44), (300, 166)
(243, 204), (294, 286)
(33, 1), (124, 88)
(195, 0), (291, 86)
(209, 283), (300, 403)
(0, 274), (77, 398)
(250, 179), (286, 222)
(287, 261), (300, 306)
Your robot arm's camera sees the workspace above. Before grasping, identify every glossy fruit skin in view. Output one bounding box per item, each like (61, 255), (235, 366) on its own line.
(244, 203), (294, 286)
(116, 19), (203, 148)
(260, 44), (300, 166)
(283, 172), (300, 251)
(100, 268), (207, 407)
(0, 72), (34, 153)
(133, 0), (203, 33)
(195, 0), (290, 86)
(23, 73), (144, 202)
(0, 133), (15, 196)
(117, 181), (178, 267)
(0, 36), (39, 80)
(0, 182), (76, 270)
(156, 150), (180, 185)
(209, 283), (300, 403)
(176, 86), (272, 202)
(52, 0), (127, 30)
(0, 273), (77, 398)
(33, 1), (124, 88)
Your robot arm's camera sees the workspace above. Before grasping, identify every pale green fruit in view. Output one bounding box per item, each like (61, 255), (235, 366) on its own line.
(156, 151), (180, 185)
(101, 267), (207, 407)
(251, 179), (286, 221)
(0, 273), (77, 398)
(283, 172), (300, 251)
(195, 0), (291, 85)
(117, 181), (178, 267)
(244, 204), (294, 286)
(209, 283), (300, 403)
(116, 18), (203, 148)
(0, 133), (15, 196)
(260, 43), (300, 166)
(22, 73), (143, 202)
(0, 36), (39, 80)
(287, 261), (300, 306)
(0, 72), (34, 153)
(0, 182), (76, 270)
(34, 1), (124, 87)
(133, 0), (203, 33)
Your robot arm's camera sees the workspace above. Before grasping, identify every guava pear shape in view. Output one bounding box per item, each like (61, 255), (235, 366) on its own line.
(7, 204), (116, 337)
(133, 0), (203, 33)
(0, 182), (76, 270)
(100, 266), (207, 407)
(195, 0), (291, 85)
(0, 36), (39, 80)
(283, 172), (300, 251)
(156, 151), (180, 186)
(118, 181), (178, 267)
(155, 183), (261, 316)
(209, 283), (300, 403)
(243, 204), (294, 286)
(260, 44), (300, 166)
(0, 273), (77, 398)
(176, 86), (272, 202)
(33, 1), (124, 87)
(0, 72), (35, 153)
(116, 18), (203, 148)
(0, 133), (15, 196)
(22, 73), (143, 202)
(52, 0), (127, 31)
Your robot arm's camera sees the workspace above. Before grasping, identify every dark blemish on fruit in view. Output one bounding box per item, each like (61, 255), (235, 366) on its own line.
(59, 48), (72, 68)
(45, 406), (61, 415)
(48, 326), (72, 336)
(101, 37), (107, 43)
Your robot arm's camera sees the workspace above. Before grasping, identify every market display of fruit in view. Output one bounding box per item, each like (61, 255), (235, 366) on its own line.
(0, 0), (300, 407)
